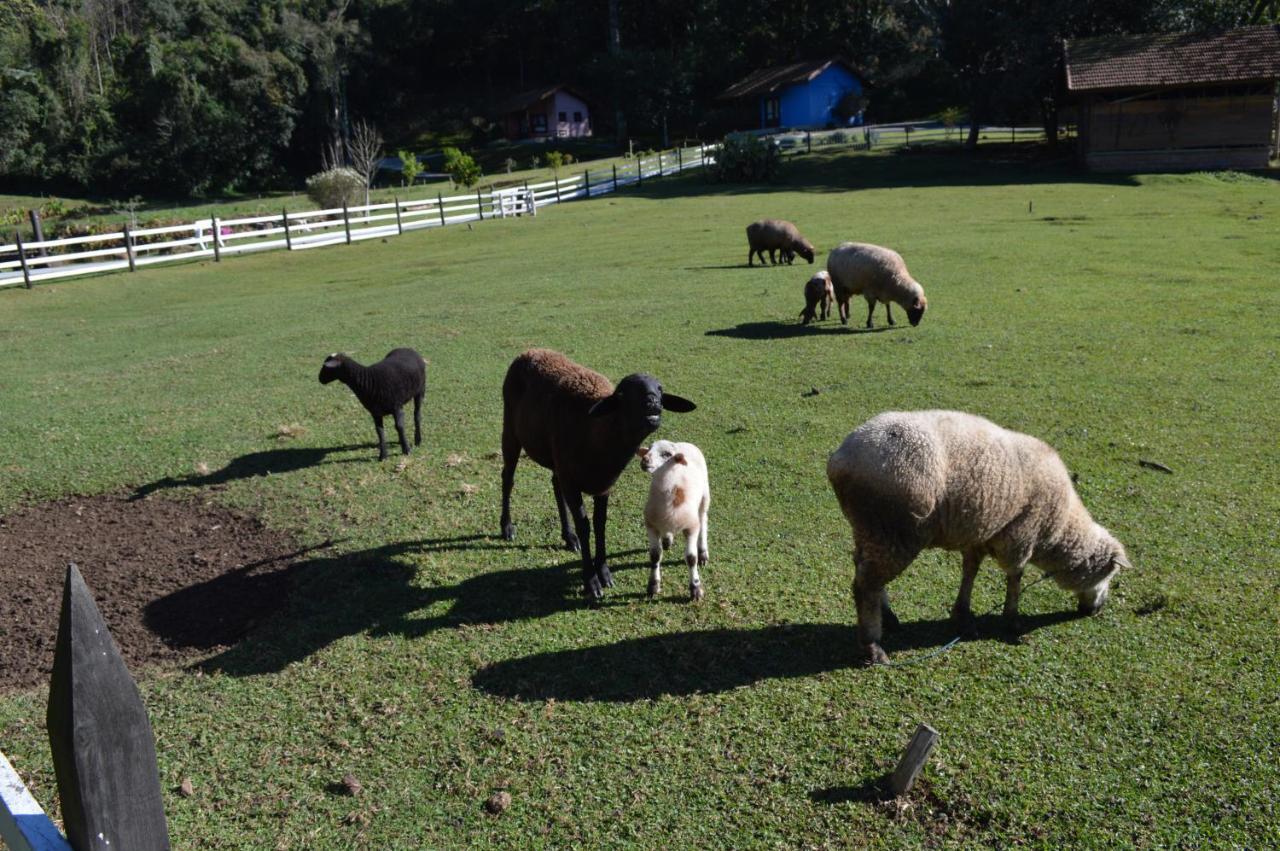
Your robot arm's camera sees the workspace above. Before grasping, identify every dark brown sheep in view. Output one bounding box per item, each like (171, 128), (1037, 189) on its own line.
(319, 348), (426, 460)
(499, 349), (696, 603)
(746, 219), (816, 266)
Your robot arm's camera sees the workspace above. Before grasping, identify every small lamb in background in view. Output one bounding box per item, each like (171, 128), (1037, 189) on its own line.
(637, 440), (710, 601)
(827, 409), (1130, 665)
(319, 348), (426, 460)
(800, 270), (835, 324)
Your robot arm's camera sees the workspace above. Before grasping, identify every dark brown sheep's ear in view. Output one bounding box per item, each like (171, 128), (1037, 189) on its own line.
(588, 394), (620, 417)
(673, 453), (688, 465)
(661, 394), (696, 413)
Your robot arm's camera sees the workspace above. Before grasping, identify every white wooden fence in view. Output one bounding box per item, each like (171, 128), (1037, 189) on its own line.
(0, 145), (714, 290)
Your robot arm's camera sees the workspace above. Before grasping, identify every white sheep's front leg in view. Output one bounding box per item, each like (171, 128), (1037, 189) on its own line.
(646, 524), (663, 599)
(685, 529), (704, 601)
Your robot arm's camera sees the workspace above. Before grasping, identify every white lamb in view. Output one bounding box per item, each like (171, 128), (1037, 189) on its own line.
(637, 440), (711, 600)
(827, 410), (1130, 665)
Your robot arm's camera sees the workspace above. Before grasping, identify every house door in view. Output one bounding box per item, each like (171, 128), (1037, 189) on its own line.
(764, 97), (781, 128)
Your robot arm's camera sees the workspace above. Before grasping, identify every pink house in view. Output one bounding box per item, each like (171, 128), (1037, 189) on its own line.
(494, 85), (592, 140)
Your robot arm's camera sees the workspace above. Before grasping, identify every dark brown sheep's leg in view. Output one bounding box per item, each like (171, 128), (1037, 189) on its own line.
(373, 414), (388, 460)
(748, 249), (755, 267)
(885, 303), (895, 325)
(393, 407), (410, 455)
(499, 427), (519, 540)
(563, 490), (601, 602)
(864, 299), (876, 329)
(551, 474), (579, 551)
(413, 392), (423, 446)
(592, 494), (613, 588)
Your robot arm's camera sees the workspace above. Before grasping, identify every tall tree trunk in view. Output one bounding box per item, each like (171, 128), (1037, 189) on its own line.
(608, 0), (626, 141)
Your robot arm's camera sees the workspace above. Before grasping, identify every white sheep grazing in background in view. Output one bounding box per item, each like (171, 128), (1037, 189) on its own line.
(827, 410), (1130, 665)
(637, 440), (711, 601)
(826, 241), (928, 328)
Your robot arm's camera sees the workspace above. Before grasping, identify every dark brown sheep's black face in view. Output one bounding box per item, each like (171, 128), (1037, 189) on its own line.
(588, 373), (696, 435)
(907, 297), (927, 327)
(319, 353), (345, 384)
(797, 245), (815, 264)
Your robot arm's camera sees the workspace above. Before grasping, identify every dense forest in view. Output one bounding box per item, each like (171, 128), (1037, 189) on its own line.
(1, 0), (1274, 196)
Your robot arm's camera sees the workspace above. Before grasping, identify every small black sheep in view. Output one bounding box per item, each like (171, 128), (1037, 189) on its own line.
(319, 348), (426, 460)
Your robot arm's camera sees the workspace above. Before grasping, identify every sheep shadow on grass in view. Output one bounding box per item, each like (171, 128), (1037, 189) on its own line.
(150, 535), (648, 676)
(131, 443), (370, 499)
(705, 322), (902, 341)
(471, 610), (1080, 702)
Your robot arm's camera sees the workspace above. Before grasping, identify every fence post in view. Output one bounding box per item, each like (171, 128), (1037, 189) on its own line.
(341, 203), (352, 244)
(476, 188), (484, 221)
(554, 175), (561, 203)
(47, 564), (170, 850)
(638, 157), (644, 186)
(658, 151), (664, 176)
(393, 197), (403, 234)
(29, 209), (47, 257)
(612, 163), (618, 191)
(437, 192), (446, 227)
(583, 169), (590, 198)
(282, 208), (292, 250)
(806, 131), (812, 154)
(123, 222), (136, 273)
(211, 217), (222, 261)
(15, 232), (32, 288)
(677, 148), (683, 173)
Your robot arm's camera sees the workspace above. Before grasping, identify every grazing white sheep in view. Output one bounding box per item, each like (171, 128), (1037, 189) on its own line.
(826, 242), (928, 328)
(637, 440), (710, 600)
(826, 410), (1130, 665)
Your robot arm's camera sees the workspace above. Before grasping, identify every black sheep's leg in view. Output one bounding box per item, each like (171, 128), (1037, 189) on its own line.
(413, 391), (423, 446)
(499, 425), (520, 540)
(748, 248), (755, 267)
(563, 490), (600, 602)
(373, 414), (388, 460)
(393, 406), (410, 455)
(592, 494), (613, 588)
(551, 474), (580, 552)
(864, 298), (876, 329)
(885, 303), (895, 325)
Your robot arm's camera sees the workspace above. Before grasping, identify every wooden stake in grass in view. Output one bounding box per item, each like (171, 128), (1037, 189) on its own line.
(888, 723), (939, 797)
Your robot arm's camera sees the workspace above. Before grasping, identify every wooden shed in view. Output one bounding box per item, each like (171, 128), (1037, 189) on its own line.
(1065, 25), (1280, 171)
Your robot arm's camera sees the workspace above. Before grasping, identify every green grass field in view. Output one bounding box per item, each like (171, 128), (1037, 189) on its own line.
(1, 149), (1278, 848)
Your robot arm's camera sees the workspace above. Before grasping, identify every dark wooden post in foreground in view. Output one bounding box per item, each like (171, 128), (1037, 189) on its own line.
(47, 564), (170, 850)
(888, 723), (938, 797)
(15, 232), (32, 288)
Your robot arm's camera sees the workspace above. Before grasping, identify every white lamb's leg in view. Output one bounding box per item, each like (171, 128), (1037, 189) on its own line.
(646, 524), (663, 599)
(685, 529), (704, 601)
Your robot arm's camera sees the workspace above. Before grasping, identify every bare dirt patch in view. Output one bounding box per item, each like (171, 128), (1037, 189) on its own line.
(0, 494), (311, 692)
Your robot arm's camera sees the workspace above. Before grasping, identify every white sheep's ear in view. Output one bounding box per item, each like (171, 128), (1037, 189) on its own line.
(588, 394), (620, 417)
(323, 357), (341, 368)
(673, 452), (688, 465)
(1113, 553), (1132, 569)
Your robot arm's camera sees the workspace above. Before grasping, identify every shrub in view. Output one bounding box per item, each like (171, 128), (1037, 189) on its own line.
(305, 167), (365, 208)
(529, 154), (543, 169)
(708, 133), (780, 183)
(563, 152), (575, 165)
(545, 151), (565, 172)
(397, 150), (423, 186)
(442, 147), (482, 187)
(504, 157), (518, 174)
(827, 130), (849, 145)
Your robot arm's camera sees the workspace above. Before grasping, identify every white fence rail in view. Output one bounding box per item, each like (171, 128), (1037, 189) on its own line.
(1, 145), (715, 289)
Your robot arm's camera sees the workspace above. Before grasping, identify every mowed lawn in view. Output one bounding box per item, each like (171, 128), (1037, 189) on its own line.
(1, 150), (1277, 848)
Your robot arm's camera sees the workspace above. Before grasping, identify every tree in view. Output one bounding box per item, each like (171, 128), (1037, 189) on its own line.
(397, 149), (422, 186)
(442, 147), (481, 187)
(347, 119), (383, 205)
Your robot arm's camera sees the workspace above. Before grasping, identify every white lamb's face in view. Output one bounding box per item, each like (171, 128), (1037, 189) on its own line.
(637, 440), (679, 473)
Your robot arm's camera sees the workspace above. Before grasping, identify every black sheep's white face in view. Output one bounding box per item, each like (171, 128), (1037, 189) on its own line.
(588, 373), (696, 435)
(319, 353), (344, 384)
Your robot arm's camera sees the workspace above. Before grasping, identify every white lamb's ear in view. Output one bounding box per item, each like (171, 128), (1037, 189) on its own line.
(1113, 553), (1132, 570)
(635, 446), (648, 458)
(673, 453), (687, 465)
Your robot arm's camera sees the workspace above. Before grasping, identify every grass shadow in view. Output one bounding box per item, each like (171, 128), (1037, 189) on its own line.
(472, 610), (1080, 702)
(705, 321), (901, 340)
(131, 443), (369, 499)
(151, 536), (646, 676)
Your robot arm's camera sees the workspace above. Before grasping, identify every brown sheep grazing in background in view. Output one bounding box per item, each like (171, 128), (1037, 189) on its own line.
(746, 219), (816, 266)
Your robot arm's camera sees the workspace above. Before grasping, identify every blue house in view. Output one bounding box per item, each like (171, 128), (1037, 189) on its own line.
(719, 58), (864, 129)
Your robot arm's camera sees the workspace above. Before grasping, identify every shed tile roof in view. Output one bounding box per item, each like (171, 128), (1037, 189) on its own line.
(491, 85), (588, 115)
(1065, 25), (1280, 92)
(719, 58), (857, 99)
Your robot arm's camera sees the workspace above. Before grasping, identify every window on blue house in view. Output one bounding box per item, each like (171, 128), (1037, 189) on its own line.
(573, 111), (583, 122)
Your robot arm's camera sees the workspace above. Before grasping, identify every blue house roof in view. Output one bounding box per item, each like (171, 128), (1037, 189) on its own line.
(720, 58), (863, 129)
